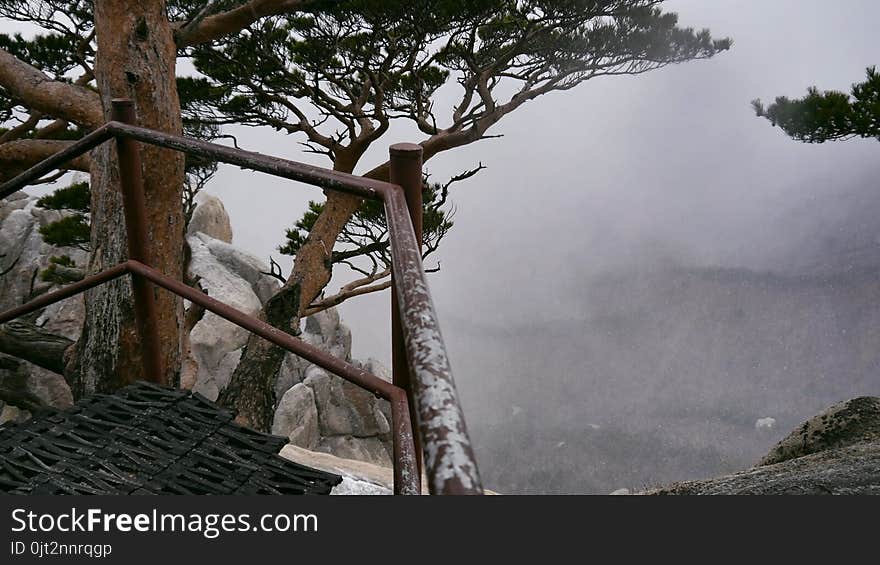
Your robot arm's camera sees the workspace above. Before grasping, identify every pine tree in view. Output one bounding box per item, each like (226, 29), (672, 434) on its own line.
(753, 67), (880, 143)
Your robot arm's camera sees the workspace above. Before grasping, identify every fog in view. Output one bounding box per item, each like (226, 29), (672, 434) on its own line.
(13, 1), (880, 493)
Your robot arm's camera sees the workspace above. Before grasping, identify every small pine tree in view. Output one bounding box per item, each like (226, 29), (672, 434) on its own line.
(40, 255), (79, 284)
(279, 176), (460, 281)
(36, 181), (91, 252)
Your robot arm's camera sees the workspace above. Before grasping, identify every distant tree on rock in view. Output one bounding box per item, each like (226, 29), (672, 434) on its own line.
(753, 67), (879, 143)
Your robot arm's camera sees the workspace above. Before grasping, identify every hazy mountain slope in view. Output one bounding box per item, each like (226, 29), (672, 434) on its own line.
(450, 265), (880, 493)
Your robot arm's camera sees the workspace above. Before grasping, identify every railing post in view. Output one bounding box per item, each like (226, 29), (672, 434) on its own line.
(389, 143), (424, 478)
(110, 99), (164, 383)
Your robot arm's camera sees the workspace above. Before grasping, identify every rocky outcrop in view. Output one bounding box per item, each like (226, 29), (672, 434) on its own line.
(269, 313), (393, 466)
(184, 231), (271, 400)
(272, 383), (319, 449)
(759, 397), (880, 466)
(280, 444), (395, 495)
(185, 232), (393, 466)
(0, 194), (88, 312)
(649, 397), (880, 495)
(0, 195), (83, 421)
(187, 192), (233, 244)
(650, 442), (880, 495)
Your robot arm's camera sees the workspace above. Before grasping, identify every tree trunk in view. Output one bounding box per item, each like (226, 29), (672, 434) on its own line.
(71, 1), (185, 397)
(0, 320), (73, 375)
(219, 152), (362, 430)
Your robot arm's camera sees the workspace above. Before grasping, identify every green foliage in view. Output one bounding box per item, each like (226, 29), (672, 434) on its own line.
(0, 32), (79, 77)
(38, 214), (89, 250)
(280, 178), (455, 275)
(36, 181), (90, 212)
(179, 1), (728, 279)
(34, 181), (91, 250)
(1, 0), (730, 295)
(753, 67), (880, 143)
(180, 1), (730, 149)
(39, 254), (77, 284)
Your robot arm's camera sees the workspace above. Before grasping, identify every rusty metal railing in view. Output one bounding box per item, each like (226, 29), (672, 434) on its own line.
(0, 99), (482, 495)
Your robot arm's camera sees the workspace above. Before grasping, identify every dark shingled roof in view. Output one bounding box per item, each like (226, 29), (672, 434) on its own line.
(0, 381), (341, 495)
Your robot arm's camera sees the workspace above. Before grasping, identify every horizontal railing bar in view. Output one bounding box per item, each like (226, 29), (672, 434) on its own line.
(0, 125), (114, 200)
(125, 260), (397, 399)
(0, 262), (129, 325)
(107, 122), (395, 200)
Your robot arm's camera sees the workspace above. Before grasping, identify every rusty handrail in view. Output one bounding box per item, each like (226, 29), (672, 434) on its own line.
(0, 100), (482, 494)
(0, 259), (420, 494)
(106, 121), (392, 199)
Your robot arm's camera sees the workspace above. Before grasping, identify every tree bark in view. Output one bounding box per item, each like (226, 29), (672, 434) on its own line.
(0, 48), (102, 128)
(175, 0), (314, 47)
(71, 0), (185, 397)
(0, 140), (92, 182)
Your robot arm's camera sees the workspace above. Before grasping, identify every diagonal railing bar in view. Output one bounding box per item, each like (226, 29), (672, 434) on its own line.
(0, 99), (483, 494)
(0, 262), (129, 325)
(126, 260), (396, 399)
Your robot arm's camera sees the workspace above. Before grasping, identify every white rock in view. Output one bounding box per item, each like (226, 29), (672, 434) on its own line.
(199, 234), (280, 304)
(272, 383), (319, 449)
(0, 404), (30, 425)
(279, 444), (395, 495)
(305, 308), (340, 339)
(0, 208), (37, 309)
(29, 205), (65, 229)
(305, 366), (389, 439)
(191, 348), (242, 402)
(316, 436), (392, 467)
(187, 234), (262, 399)
(0, 208), (34, 257)
(331, 477), (392, 495)
(755, 417), (776, 431)
(0, 193), (30, 225)
(26, 366), (73, 409)
(36, 295), (85, 341)
(187, 192), (233, 243)
(275, 352), (308, 400)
